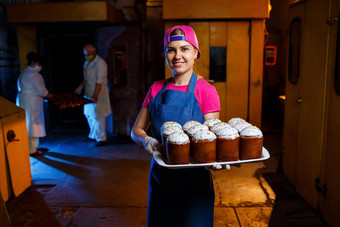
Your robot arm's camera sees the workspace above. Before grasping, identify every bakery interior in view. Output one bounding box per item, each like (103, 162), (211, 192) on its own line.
(0, 0), (339, 226)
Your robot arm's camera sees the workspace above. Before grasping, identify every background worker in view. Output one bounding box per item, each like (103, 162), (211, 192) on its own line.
(17, 52), (53, 156)
(74, 44), (111, 147)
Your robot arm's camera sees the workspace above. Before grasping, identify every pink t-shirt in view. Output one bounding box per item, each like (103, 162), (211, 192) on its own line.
(142, 78), (220, 115)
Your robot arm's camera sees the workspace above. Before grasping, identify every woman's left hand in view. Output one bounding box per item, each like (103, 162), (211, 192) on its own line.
(209, 164), (231, 171)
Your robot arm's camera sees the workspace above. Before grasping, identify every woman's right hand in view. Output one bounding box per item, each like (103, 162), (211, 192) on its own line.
(143, 136), (160, 154)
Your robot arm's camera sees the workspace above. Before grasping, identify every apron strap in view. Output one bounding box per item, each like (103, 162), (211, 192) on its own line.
(187, 72), (198, 94)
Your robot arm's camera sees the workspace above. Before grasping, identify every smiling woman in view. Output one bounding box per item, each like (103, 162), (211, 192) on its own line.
(165, 28), (200, 84)
(131, 25), (221, 227)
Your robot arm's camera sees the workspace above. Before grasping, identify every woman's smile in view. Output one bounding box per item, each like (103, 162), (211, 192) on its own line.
(172, 61), (185, 67)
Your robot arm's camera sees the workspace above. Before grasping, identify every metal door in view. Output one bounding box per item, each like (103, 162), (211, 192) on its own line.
(282, 3), (305, 186)
(283, 0), (331, 209)
(319, 0), (340, 225)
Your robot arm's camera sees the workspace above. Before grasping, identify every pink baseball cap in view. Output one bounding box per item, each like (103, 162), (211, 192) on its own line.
(164, 25), (201, 59)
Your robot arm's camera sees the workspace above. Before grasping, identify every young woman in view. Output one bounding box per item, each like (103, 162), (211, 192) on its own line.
(131, 25), (220, 226)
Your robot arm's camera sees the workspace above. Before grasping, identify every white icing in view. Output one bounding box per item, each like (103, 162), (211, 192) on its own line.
(161, 121), (182, 131)
(203, 118), (221, 128)
(183, 120), (201, 132)
(161, 126), (183, 136)
(240, 126), (263, 138)
(228, 118), (246, 127)
(215, 127), (239, 139)
(233, 121), (252, 132)
(210, 122), (231, 134)
(186, 124), (209, 137)
(167, 131), (190, 144)
(193, 130), (216, 141)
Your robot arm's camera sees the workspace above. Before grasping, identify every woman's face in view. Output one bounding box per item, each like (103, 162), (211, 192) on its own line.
(165, 39), (198, 77)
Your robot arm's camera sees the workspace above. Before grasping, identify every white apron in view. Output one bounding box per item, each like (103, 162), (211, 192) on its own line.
(83, 55), (111, 118)
(17, 66), (49, 137)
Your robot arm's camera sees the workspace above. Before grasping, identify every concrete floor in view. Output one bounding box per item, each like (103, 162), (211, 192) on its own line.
(5, 122), (328, 227)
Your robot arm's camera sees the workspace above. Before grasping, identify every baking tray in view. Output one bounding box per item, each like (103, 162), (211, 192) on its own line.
(153, 147), (270, 169)
(46, 93), (92, 109)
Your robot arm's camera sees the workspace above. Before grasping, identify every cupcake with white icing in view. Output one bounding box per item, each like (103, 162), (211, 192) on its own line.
(203, 118), (221, 129)
(183, 120), (201, 134)
(186, 124), (209, 138)
(161, 122), (183, 157)
(161, 121), (182, 131)
(210, 122), (232, 134)
(191, 129), (216, 163)
(233, 121), (252, 133)
(166, 131), (190, 164)
(215, 126), (240, 161)
(239, 126), (263, 160)
(228, 117), (246, 127)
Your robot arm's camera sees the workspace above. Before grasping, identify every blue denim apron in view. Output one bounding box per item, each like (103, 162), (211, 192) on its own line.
(147, 73), (215, 227)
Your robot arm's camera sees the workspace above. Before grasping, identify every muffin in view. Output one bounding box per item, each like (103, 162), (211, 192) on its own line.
(215, 126), (240, 161)
(161, 121), (182, 131)
(203, 118), (221, 129)
(227, 117), (246, 128)
(183, 120), (201, 134)
(161, 122), (183, 157)
(210, 122), (232, 134)
(186, 124), (209, 138)
(233, 121), (252, 133)
(191, 130), (217, 163)
(166, 131), (190, 164)
(239, 126), (263, 160)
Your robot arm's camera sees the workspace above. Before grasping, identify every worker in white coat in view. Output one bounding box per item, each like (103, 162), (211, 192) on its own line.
(17, 52), (53, 156)
(74, 44), (111, 146)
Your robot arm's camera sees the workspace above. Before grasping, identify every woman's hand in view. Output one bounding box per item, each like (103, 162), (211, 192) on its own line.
(207, 164), (231, 171)
(143, 136), (160, 154)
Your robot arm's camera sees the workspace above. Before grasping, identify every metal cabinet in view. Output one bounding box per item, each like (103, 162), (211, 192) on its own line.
(0, 96), (31, 202)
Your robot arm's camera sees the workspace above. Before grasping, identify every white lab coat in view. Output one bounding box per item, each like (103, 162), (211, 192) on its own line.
(17, 66), (48, 137)
(83, 55), (111, 118)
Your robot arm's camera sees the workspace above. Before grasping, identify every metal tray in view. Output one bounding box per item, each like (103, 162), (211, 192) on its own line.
(153, 147), (270, 169)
